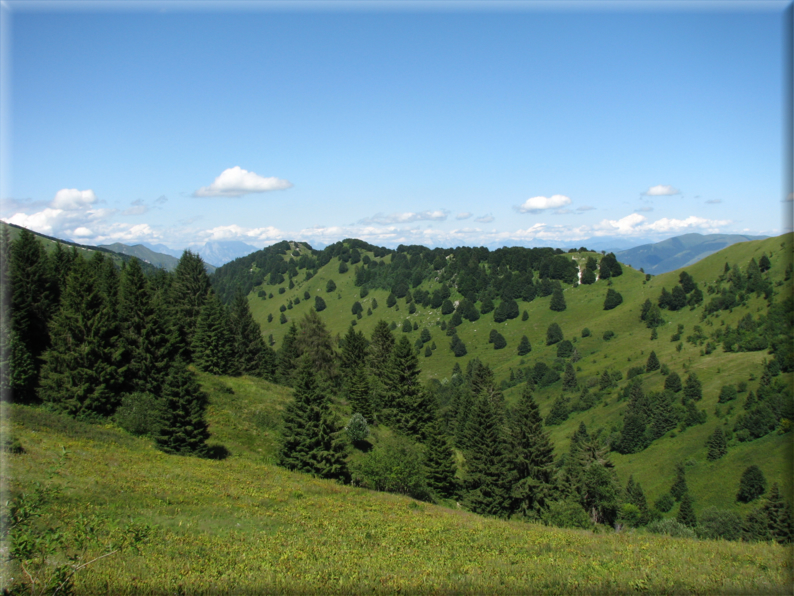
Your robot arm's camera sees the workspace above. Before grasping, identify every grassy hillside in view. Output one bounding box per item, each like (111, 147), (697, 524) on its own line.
(246, 234), (793, 516)
(4, 379), (791, 595)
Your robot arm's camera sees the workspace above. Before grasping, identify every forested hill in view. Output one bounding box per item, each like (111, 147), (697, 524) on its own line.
(210, 238), (602, 305)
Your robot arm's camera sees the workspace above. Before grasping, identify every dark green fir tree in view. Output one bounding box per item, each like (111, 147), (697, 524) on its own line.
(517, 335), (531, 356)
(168, 250), (212, 361)
(228, 289), (276, 380)
(191, 291), (235, 376)
(670, 463), (688, 501)
(645, 350), (660, 373)
(706, 426), (728, 461)
(550, 287), (567, 312)
(737, 465), (767, 503)
(155, 358), (210, 456)
(383, 335), (433, 439)
(38, 258), (126, 418)
(507, 386), (556, 517)
(677, 492), (697, 527)
(424, 415), (459, 500)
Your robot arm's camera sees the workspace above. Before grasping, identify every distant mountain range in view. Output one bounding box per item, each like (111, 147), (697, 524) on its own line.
(614, 233), (768, 275)
(139, 241), (258, 268)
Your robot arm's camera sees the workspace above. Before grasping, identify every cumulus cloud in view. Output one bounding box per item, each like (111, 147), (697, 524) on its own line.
(193, 166), (293, 197)
(643, 185), (680, 196)
(358, 209), (449, 225)
(51, 189), (98, 210)
(456, 212), (472, 220)
(475, 214), (494, 223)
(517, 194), (572, 213)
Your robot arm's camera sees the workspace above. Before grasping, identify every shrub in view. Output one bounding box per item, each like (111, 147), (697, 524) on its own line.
(326, 280), (336, 292)
(542, 499), (592, 530)
(602, 330), (615, 341)
(556, 340), (574, 358)
(696, 507), (743, 541)
(603, 289), (623, 310)
(115, 392), (164, 436)
(349, 434), (431, 501)
(718, 385), (738, 403)
(581, 328), (591, 338)
(314, 296), (326, 312)
(646, 518), (697, 539)
(546, 323), (563, 345)
(345, 413), (369, 444)
(493, 333), (506, 350)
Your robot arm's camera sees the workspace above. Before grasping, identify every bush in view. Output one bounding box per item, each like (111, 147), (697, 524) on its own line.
(696, 507), (743, 541)
(326, 280), (336, 292)
(345, 413), (369, 444)
(602, 330), (615, 341)
(603, 289), (623, 310)
(556, 340), (574, 358)
(493, 333), (506, 350)
(350, 434), (431, 501)
(581, 328), (591, 338)
(546, 323), (563, 345)
(542, 499), (592, 530)
(115, 392), (164, 436)
(718, 385), (738, 403)
(646, 518), (697, 539)
(314, 296), (327, 312)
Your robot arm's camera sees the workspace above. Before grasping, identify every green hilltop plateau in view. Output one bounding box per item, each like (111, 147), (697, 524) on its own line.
(2, 225), (792, 594)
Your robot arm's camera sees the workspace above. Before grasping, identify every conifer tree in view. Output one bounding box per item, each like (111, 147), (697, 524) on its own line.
(706, 426), (728, 461)
(383, 335), (433, 439)
(762, 483), (794, 544)
(463, 393), (511, 517)
(278, 357), (348, 481)
(228, 290), (276, 379)
(517, 335), (531, 356)
(616, 411), (648, 454)
(424, 415), (459, 499)
(645, 350), (660, 372)
(38, 258), (126, 418)
(562, 362), (577, 391)
(369, 320), (395, 372)
(118, 258), (175, 396)
(295, 309), (338, 387)
(507, 386), (556, 517)
(677, 492), (697, 527)
(550, 287), (566, 312)
(625, 476), (651, 525)
(737, 465), (767, 503)
(670, 463), (688, 501)
(339, 324), (369, 377)
(191, 291), (235, 376)
(347, 366), (373, 421)
(10, 228), (54, 398)
(546, 322), (563, 345)
(684, 372), (703, 401)
(664, 371), (682, 393)
(155, 358), (210, 456)
(277, 322), (300, 386)
(168, 250), (212, 361)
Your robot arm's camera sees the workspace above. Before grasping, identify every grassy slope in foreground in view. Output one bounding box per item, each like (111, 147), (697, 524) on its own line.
(5, 393), (792, 595)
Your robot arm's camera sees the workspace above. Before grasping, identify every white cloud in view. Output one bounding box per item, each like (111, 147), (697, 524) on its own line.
(456, 212), (472, 220)
(475, 214), (494, 223)
(643, 185), (680, 196)
(51, 189), (97, 210)
(358, 209), (449, 225)
(193, 166), (293, 197)
(517, 194), (572, 213)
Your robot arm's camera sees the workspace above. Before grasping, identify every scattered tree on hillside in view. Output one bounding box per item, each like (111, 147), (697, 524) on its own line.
(517, 335), (531, 356)
(168, 250), (212, 361)
(677, 493), (697, 527)
(645, 351), (660, 373)
(546, 323), (563, 345)
(155, 358), (210, 456)
(737, 465), (767, 503)
(550, 287), (566, 312)
(191, 291), (235, 376)
(706, 427), (728, 461)
(424, 415), (459, 500)
(603, 289), (623, 310)
(670, 463), (688, 501)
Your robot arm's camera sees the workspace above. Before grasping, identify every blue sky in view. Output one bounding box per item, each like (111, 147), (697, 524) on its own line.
(2, 2), (789, 251)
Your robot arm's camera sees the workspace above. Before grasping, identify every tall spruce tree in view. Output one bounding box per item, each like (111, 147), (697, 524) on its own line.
(10, 228), (54, 400)
(517, 335), (531, 356)
(38, 258), (126, 418)
(155, 358), (210, 456)
(228, 290), (276, 379)
(383, 335), (433, 439)
(507, 386), (556, 517)
(347, 366), (373, 421)
(562, 363), (577, 391)
(340, 324), (369, 377)
(424, 415), (459, 499)
(645, 351), (660, 372)
(677, 492), (697, 527)
(706, 426), (728, 461)
(684, 373), (703, 401)
(762, 483), (794, 544)
(463, 393), (511, 517)
(191, 291), (235, 376)
(277, 322), (300, 386)
(117, 258), (175, 396)
(670, 463), (688, 501)
(295, 309), (338, 387)
(737, 465), (767, 503)
(278, 357), (348, 481)
(168, 250), (212, 361)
